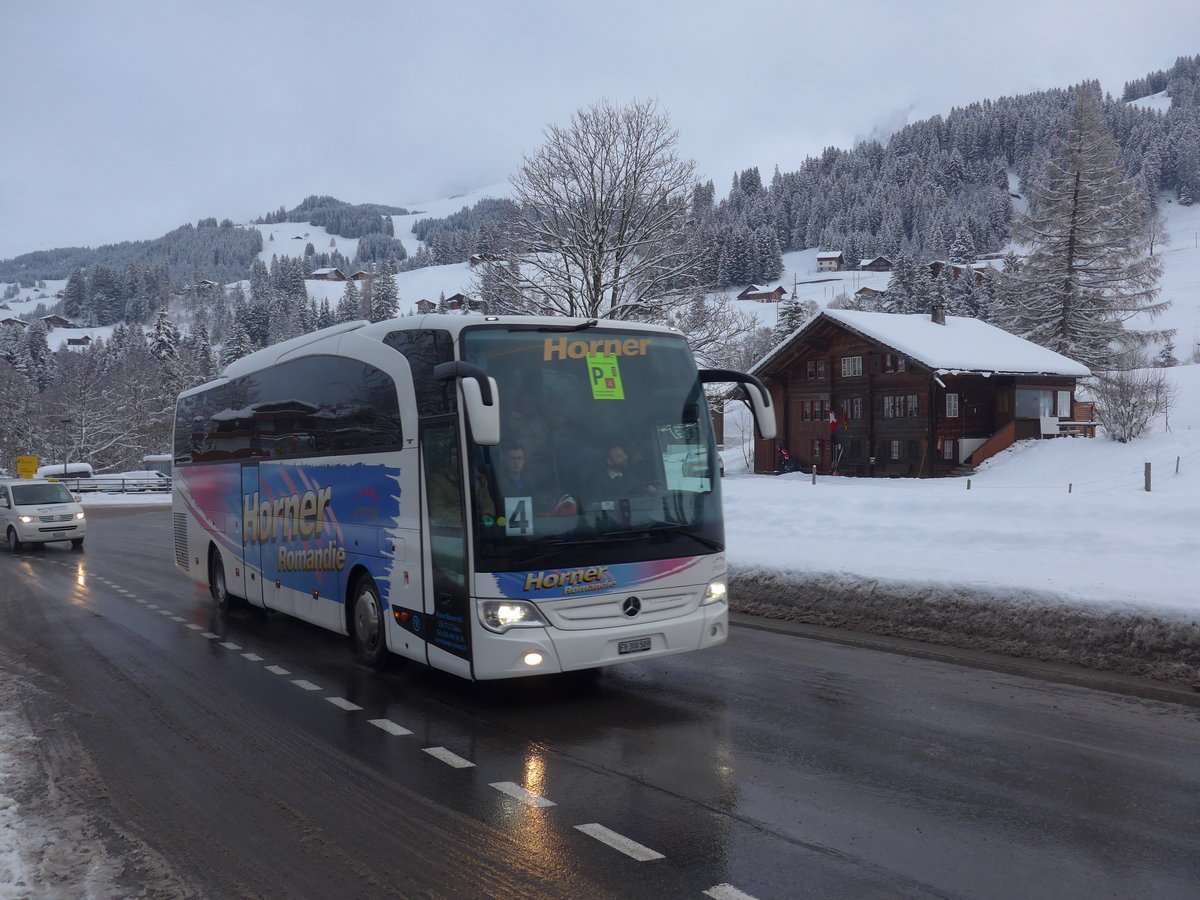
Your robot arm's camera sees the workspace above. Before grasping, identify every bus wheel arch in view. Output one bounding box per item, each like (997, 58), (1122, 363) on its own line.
(347, 567), (388, 669)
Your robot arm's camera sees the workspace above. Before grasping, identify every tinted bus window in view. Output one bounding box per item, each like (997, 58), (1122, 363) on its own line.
(175, 356), (402, 464)
(382, 329), (456, 417)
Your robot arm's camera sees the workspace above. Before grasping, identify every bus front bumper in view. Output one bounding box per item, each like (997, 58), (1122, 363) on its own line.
(471, 601), (728, 680)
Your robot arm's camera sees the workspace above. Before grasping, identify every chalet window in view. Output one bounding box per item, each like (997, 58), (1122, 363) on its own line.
(1016, 389), (1054, 418)
(943, 439), (956, 460)
(841, 355), (862, 377)
(807, 361), (816, 378)
(883, 353), (907, 373)
(889, 440), (901, 460)
(812, 439), (822, 458)
(946, 393), (959, 418)
(817, 360), (826, 377)
(883, 396), (895, 418)
(907, 394), (919, 418)
(999, 392), (1010, 414)
(897, 357), (906, 372)
(1057, 391), (1071, 417)
(802, 401), (812, 421)
(839, 400), (850, 422)
(821, 400), (830, 419)
(851, 397), (863, 419)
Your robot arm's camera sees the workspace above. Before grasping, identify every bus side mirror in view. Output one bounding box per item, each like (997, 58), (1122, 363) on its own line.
(434, 361), (501, 446)
(699, 368), (777, 440)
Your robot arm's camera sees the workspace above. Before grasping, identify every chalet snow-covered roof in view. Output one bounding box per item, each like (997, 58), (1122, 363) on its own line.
(815, 251), (843, 260)
(754, 309), (1090, 378)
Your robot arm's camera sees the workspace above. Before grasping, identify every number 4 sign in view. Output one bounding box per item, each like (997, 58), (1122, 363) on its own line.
(505, 496), (533, 536)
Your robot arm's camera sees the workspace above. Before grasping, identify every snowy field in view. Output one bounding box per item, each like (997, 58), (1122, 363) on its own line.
(721, 366), (1200, 619)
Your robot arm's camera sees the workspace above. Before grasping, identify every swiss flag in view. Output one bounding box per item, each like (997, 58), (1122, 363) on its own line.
(829, 409), (839, 431)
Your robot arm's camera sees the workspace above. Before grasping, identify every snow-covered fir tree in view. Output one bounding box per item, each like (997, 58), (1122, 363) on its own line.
(1010, 89), (1169, 368)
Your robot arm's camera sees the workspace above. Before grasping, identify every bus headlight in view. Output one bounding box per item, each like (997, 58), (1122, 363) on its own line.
(701, 580), (727, 605)
(479, 600), (547, 633)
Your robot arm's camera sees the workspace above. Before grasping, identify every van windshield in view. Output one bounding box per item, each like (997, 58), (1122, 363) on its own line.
(12, 483), (75, 505)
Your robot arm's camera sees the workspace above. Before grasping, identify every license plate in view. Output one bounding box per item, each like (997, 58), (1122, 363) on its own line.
(618, 637), (652, 654)
(52, 532), (66, 538)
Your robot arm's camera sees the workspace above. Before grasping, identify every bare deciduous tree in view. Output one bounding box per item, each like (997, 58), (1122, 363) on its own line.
(486, 98), (706, 321)
(1089, 367), (1177, 443)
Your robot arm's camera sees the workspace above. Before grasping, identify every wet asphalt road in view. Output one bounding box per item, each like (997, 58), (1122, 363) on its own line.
(3, 506), (1199, 899)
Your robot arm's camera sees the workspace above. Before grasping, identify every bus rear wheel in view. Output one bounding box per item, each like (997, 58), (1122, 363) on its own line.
(352, 574), (388, 669)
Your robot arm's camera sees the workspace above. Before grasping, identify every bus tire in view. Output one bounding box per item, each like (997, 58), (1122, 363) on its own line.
(351, 573), (388, 670)
(7, 528), (22, 553)
(209, 549), (236, 613)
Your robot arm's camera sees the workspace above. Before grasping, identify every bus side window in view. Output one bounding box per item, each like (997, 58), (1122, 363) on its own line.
(383, 329), (456, 417)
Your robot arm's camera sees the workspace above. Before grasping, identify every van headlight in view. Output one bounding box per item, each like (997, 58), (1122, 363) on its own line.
(701, 579), (727, 605)
(18, 515), (34, 524)
(75, 512), (86, 520)
(478, 600), (547, 633)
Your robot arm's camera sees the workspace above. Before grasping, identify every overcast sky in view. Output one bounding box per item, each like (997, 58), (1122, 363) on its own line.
(1, 0), (1198, 261)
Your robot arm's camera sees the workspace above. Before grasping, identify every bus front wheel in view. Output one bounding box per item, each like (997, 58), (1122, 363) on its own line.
(352, 574), (388, 669)
(209, 550), (234, 613)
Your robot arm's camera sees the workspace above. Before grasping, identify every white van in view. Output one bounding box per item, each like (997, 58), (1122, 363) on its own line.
(0, 479), (87, 551)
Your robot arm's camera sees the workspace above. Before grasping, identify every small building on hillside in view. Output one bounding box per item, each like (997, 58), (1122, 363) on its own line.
(39, 315), (72, 330)
(860, 256), (894, 272)
(349, 270), (375, 282)
(750, 307), (1090, 478)
(415, 299), (437, 314)
(66, 335), (92, 348)
(737, 285), (788, 302)
(816, 251), (844, 272)
(854, 286), (885, 304)
(928, 261), (989, 285)
(307, 267), (347, 281)
(1, 317), (28, 328)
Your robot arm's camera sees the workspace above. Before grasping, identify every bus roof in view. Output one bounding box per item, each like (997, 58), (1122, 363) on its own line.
(186, 315), (683, 399)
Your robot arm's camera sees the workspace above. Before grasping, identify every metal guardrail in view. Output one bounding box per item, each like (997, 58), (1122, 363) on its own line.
(51, 477), (171, 494)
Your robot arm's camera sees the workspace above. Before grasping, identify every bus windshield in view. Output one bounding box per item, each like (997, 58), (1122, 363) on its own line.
(461, 324), (722, 572)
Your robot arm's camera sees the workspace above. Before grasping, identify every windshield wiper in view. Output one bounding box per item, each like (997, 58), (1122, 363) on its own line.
(594, 522), (724, 553)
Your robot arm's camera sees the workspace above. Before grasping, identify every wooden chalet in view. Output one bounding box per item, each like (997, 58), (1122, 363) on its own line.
(816, 251), (844, 272)
(307, 267), (347, 281)
(750, 307), (1090, 478)
(415, 299), (437, 314)
(349, 270), (375, 282)
(859, 256), (894, 272)
(66, 335), (93, 347)
(929, 261), (988, 285)
(0, 317), (28, 328)
(737, 285), (788, 302)
(39, 314), (72, 330)
(854, 286), (885, 303)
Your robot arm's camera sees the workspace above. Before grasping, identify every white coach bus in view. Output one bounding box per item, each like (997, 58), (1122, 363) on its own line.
(172, 316), (774, 680)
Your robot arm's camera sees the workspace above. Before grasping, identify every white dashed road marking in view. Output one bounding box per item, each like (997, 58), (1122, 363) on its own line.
(266, 665), (290, 675)
(292, 680), (321, 691)
(220, 642), (242, 650)
(185, 624), (203, 631)
(171, 616), (185, 622)
(369, 719), (412, 736)
(326, 697), (362, 711)
(574, 824), (664, 861)
(242, 653), (263, 662)
(704, 885), (760, 900)
(423, 747), (475, 768)
(490, 782), (555, 808)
